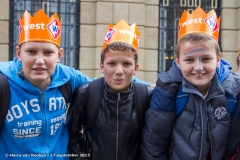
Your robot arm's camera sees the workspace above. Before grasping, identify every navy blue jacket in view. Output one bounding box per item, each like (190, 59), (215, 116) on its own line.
(141, 59), (240, 160)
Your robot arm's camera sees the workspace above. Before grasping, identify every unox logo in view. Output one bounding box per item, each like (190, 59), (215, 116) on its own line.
(204, 14), (218, 33)
(214, 106), (227, 120)
(104, 27), (117, 42)
(47, 18), (61, 40)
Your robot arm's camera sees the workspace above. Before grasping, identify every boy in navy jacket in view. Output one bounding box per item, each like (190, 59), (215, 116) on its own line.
(141, 7), (240, 160)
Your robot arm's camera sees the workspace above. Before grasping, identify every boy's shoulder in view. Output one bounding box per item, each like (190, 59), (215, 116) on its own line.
(53, 63), (90, 89)
(74, 81), (91, 96)
(0, 61), (12, 69)
(156, 64), (182, 95)
(231, 72), (240, 82)
(157, 62), (182, 84)
(221, 72), (240, 97)
(74, 78), (103, 98)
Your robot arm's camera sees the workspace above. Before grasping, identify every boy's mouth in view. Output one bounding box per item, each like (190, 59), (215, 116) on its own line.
(114, 79), (124, 83)
(191, 73), (206, 77)
(33, 67), (46, 71)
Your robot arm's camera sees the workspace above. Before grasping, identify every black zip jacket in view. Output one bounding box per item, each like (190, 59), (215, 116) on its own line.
(67, 80), (152, 160)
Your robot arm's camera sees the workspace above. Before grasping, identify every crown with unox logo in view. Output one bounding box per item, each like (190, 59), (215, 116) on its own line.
(102, 19), (140, 51)
(19, 9), (62, 47)
(178, 7), (220, 41)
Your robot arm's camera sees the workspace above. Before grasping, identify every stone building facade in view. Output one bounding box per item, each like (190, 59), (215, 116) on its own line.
(0, 0), (239, 83)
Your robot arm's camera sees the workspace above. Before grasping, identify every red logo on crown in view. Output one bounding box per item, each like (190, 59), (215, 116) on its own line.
(47, 18), (61, 40)
(204, 14), (218, 33)
(104, 27), (117, 43)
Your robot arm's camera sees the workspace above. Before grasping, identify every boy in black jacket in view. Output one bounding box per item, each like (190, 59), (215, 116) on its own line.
(67, 19), (152, 160)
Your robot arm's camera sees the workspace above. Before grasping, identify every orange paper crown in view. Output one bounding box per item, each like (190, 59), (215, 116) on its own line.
(178, 7), (220, 41)
(19, 9), (62, 47)
(238, 44), (240, 54)
(102, 19), (140, 51)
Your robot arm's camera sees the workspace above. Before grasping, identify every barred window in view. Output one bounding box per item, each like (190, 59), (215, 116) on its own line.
(9, 0), (80, 69)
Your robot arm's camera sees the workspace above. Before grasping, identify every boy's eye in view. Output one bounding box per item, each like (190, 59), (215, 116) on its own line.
(45, 51), (53, 55)
(27, 50), (36, 54)
(124, 62), (132, 66)
(202, 58), (211, 61)
(184, 59), (194, 62)
(108, 62), (115, 66)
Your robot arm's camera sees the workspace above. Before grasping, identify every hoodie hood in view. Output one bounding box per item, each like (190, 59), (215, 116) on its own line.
(216, 58), (232, 83)
(0, 57), (70, 92)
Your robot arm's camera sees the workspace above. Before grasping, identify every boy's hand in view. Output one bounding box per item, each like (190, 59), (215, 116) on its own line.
(150, 84), (156, 88)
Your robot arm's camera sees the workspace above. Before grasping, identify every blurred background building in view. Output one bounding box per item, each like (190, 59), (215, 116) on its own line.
(0, 0), (239, 83)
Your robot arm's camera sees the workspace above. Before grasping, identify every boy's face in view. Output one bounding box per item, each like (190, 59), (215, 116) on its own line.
(175, 40), (221, 94)
(100, 49), (139, 93)
(17, 41), (63, 88)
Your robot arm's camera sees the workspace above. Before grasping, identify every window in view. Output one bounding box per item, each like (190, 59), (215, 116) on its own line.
(158, 0), (221, 72)
(9, 0), (80, 69)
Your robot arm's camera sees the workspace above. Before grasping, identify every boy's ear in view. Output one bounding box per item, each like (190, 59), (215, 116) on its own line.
(174, 55), (180, 68)
(57, 48), (63, 62)
(16, 46), (21, 62)
(100, 62), (104, 74)
(134, 63), (139, 75)
(216, 52), (222, 67)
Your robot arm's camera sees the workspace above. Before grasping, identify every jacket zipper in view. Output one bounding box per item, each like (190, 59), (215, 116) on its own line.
(199, 100), (204, 160)
(206, 99), (214, 160)
(208, 120), (213, 160)
(41, 92), (44, 102)
(41, 91), (47, 155)
(116, 93), (120, 160)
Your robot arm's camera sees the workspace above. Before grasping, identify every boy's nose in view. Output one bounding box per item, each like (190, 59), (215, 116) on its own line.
(35, 54), (44, 64)
(115, 64), (124, 74)
(194, 58), (203, 71)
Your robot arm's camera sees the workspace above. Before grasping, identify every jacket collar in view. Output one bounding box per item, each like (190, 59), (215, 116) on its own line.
(103, 79), (134, 102)
(181, 74), (225, 100)
(158, 61), (225, 99)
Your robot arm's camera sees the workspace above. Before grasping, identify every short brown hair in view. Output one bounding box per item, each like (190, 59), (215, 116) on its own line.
(176, 33), (220, 57)
(101, 41), (138, 64)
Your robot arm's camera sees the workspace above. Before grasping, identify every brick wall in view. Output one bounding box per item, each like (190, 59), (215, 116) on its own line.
(79, 0), (159, 83)
(0, 0), (9, 62)
(221, 1), (240, 72)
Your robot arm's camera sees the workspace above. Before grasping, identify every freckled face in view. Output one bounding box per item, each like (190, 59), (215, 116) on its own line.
(175, 40), (221, 94)
(100, 49), (139, 93)
(17, 42), (62, 88)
